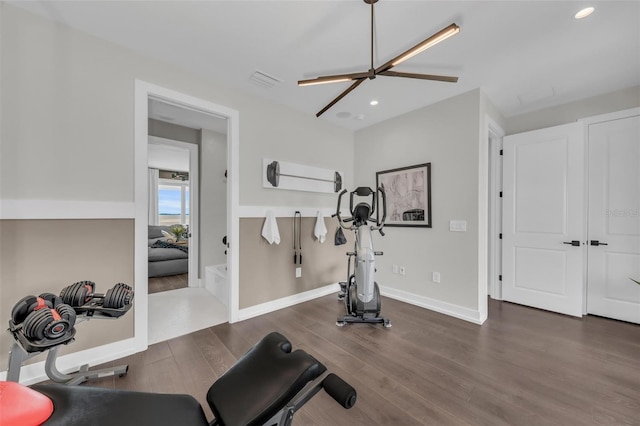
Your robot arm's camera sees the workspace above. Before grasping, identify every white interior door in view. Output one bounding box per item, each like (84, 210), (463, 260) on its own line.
(502, 122), (584, 317)
(587, 115), (640, 324)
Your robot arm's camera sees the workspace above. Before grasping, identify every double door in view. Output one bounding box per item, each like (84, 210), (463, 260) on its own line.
(501, 112), (639, 323)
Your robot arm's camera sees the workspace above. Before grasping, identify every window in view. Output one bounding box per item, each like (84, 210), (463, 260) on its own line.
(158, 179), (189, 225)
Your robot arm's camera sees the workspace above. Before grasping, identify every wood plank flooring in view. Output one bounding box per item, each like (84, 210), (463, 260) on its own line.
(89, 296), (640, 425)
(148, 273), (188, 294)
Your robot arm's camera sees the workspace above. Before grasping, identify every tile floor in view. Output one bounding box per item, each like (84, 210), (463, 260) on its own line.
(148, 287), (227, 345)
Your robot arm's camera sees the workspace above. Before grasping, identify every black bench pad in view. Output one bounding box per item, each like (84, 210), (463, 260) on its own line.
(32, 384), (208, 426)
(207, 331), (326, 426)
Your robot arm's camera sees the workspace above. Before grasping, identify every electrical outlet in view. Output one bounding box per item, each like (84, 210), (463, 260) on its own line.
(432, 272), (441, 283)
(392, 264), (399, 274)
(295, 267), (302, 278)
(399, 266), (406, 276)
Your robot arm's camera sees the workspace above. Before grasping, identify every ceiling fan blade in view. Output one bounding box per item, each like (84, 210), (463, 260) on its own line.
(298, 72), (370, 87)
(375, 23), (460, 74)
(316, 78), (366, 117)
(379, 70), (458, 83)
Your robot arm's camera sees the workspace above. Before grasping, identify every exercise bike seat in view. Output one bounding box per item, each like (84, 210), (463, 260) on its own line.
(206, 331), (327, 426)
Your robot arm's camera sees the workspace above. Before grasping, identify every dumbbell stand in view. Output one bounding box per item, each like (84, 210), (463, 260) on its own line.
(6, 317), (128, 385)
(44, 345), (129, 385)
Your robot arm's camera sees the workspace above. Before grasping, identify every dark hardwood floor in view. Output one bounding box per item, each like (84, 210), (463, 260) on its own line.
(91, 296), (640, 425)
(148, 273), (188, 294)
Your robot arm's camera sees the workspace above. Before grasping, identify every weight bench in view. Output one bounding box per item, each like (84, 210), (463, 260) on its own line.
(2, 332), (356, 426)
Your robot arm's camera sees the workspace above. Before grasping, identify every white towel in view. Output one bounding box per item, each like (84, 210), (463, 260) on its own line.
(314, 211), (328, 243)
(261, 210), (280, 245)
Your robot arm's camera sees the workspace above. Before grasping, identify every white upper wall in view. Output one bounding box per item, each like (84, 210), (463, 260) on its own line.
(0, 4), (354, 208)
(505, 85), (640, 135)
(355, 89), (482, 314)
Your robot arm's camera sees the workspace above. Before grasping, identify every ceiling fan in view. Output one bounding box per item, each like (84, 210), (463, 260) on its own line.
(298, 0), (460, 117)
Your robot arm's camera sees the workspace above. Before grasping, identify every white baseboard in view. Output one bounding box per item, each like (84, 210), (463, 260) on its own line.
(238, 283), (340, 321)
(0, 337), (146, 385)
(379, 285), (486, 325)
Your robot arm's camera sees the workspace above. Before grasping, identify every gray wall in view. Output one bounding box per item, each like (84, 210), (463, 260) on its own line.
(149, 118), (201, 145)
(354, 90), (483, 312)
(201, 129), (227, 271)
(0, 5), (354, 206)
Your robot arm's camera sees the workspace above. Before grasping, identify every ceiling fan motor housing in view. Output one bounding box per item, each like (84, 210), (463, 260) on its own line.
(299, 0), (459, 117)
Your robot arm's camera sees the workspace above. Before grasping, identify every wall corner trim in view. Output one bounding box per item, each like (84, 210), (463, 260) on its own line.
(0, 199), (135, 219)
(379, 285), (486, 325)
(0, 337), (146, 385)
(237, 283), (340, 321)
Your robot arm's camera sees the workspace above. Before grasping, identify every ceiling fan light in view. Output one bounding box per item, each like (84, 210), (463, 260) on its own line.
(391, 24), (460, 67)
(298, 77), (352, 87)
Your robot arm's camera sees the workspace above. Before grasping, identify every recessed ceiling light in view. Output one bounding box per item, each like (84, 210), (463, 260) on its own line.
(574, 7), (595, 19)
(370, 100), (379, 106)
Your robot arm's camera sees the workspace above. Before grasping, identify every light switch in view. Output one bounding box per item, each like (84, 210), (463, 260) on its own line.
(450, 220), (467, 232)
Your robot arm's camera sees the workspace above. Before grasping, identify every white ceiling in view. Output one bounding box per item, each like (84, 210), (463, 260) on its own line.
(10, 1), (640, 131)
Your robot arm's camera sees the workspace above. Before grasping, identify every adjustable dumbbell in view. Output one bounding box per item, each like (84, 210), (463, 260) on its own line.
(60, 281), (95, 307)
(11, 293), (76, 341)
(59, 281), (134, 309)
(103, 283), (134, 309)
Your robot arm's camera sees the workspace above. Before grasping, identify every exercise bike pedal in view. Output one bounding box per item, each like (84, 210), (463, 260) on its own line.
(383, 319), (392, 328)
(336, 321), (346, 327)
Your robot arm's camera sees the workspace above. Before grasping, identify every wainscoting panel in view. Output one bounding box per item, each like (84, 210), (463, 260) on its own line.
(238, 216), (352, 309)
(0, 219), (135, 369)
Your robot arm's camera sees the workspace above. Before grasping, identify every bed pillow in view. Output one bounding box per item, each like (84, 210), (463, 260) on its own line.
(148, 225), (171, 239)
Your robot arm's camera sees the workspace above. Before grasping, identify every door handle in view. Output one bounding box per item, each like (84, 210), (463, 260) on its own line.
(563, 240), (581, 247)
(590, 240), (608, 246)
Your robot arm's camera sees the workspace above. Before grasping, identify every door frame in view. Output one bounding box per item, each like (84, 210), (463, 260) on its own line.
(134, 80), (240, 350)
(579, 106), (640, 314)
(486, 117), (505, 301)
(148, 135), (199, 288)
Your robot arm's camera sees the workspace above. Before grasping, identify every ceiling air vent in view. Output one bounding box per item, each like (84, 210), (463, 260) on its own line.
(250, 70), (282, 89)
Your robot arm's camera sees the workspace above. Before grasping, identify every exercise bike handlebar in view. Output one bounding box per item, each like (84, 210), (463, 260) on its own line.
(371, 185), (387, 236)
(334, 186), (387, 235)
(334, 189), (354, 231)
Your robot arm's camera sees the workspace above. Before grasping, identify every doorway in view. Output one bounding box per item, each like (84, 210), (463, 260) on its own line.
(498, 108), (640, 323)
(133, 81), (240, 349)
(148, 136), (198, 292)
(146, 99), (227, 343)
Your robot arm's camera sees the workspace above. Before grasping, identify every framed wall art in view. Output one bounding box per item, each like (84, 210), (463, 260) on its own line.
(376, 163), (431, 228)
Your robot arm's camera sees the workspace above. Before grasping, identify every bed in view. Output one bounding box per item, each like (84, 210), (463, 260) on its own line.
(148, 225), (188, 278)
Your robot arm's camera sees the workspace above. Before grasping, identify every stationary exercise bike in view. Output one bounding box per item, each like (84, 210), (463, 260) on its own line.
(334, 186), (391, 327)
